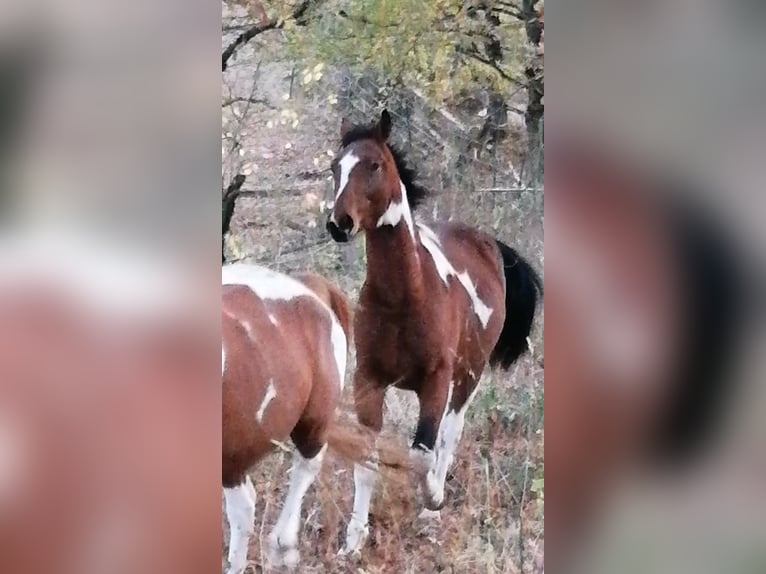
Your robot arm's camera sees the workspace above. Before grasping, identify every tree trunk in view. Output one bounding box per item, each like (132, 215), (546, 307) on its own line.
(522, 0), (544, 184)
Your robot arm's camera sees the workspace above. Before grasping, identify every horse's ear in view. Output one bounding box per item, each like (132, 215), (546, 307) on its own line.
(340, 117), (351, 139)
(378, 109), (392, 141)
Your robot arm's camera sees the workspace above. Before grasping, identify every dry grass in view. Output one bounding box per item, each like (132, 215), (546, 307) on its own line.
(223, 357), (543, 574)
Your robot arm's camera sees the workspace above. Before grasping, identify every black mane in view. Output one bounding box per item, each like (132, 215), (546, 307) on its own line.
(341, 123), (429, 210)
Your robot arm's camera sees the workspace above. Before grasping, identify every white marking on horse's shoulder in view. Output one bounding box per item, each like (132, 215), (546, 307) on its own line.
(268, 314), (279, 326)
(416, 223), (493, 328)
(256, 380), (277, 423)
(416, 223), (453, 284)
(335, 152), (360, 201)
(376, 181), (416, 241)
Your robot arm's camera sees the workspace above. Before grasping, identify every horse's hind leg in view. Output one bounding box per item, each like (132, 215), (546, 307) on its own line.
(223, 476), (256, 574)
(268, 421), (327, 568)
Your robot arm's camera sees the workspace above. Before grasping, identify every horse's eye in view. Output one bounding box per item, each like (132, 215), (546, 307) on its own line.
(370, 162), (380, 172)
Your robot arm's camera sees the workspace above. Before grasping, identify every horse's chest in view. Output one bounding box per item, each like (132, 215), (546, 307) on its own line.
(357, 304), (436, 380)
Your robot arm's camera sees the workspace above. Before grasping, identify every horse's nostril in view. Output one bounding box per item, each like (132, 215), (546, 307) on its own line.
(338, 214), (354, 232)
(326, 216), (350, 243)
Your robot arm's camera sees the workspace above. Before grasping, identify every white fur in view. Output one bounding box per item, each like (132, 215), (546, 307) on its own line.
(425, 381), (480, 508)
(242, 320), (256, 342)
(222, 264), (347, 388)
(342, 460), (378, 554)
(268, 313), (279, 326)
(269, 445), (326, 567)
(335, 152), (360, 201)
(376, 181), (416, 240)
(255, 380), (277, 423)
(224, 477), (256, 574)
(417, 223), (493, 328)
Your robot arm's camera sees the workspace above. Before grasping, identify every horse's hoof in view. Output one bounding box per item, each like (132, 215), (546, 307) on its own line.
(338, 546), (361, 559)
(418, 507), (442, 522)
(282, 547), (300, 569)
(422, 493), (446, 511)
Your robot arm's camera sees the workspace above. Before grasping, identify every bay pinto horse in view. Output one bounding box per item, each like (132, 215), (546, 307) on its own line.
(326, 110), (543, 553)
(221, 264), (352, 572)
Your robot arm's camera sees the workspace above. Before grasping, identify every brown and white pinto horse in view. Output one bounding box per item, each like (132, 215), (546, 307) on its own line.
(221, 264), (351, 572)
(326, 110), (543, 552)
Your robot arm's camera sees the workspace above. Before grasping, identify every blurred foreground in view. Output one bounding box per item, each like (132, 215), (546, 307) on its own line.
(546, 1), (766, 572)
(0, 1), (221, 572)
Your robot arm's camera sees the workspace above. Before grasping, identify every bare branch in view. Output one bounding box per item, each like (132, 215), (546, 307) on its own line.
(222, 96), (273, 109)
(457, 47), (525, 87)
(222, 0), (321, 72)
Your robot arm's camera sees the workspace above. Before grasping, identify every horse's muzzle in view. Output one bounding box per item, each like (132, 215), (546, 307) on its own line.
(326, 215), (353, 243)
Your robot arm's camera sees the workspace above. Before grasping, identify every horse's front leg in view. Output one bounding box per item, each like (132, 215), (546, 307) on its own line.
(412, 366), (472, 511)
(342, 372), (386, 555)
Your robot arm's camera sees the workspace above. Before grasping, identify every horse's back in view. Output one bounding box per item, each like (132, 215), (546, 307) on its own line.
(416, 220), (507, 345)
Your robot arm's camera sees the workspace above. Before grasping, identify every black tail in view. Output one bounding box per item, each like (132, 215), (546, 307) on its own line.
(489, 240), (543, 369)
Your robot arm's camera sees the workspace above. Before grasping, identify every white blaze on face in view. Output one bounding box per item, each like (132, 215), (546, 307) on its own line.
(376, 181), (416, 241)
(417, 223), (493, 328)
(334, 152), (360, 202)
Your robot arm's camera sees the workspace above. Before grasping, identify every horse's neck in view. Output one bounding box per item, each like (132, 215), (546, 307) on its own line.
(364, 221), (423, 305)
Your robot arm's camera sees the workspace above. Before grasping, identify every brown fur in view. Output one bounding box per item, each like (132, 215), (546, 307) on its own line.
(295, 272), (353, 345)
(222, 271), (348, 488)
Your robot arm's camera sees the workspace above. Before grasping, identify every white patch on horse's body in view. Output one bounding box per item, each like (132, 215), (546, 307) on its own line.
(242, 320), (256, 342)
(343, 459), (378, 554)
(222, 263), (348, 391)
(268, 313), (279, 326)
(256, 380), (277, 423)
(270, 445), (327, 567)
(416, 223), (493, 328)
(376, 181), (416, 240)
(331, 325), (347, 390)
(224, 476), (256, 574)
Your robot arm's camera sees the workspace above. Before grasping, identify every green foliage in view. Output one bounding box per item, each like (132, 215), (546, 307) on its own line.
(282, 0), (527, 106)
